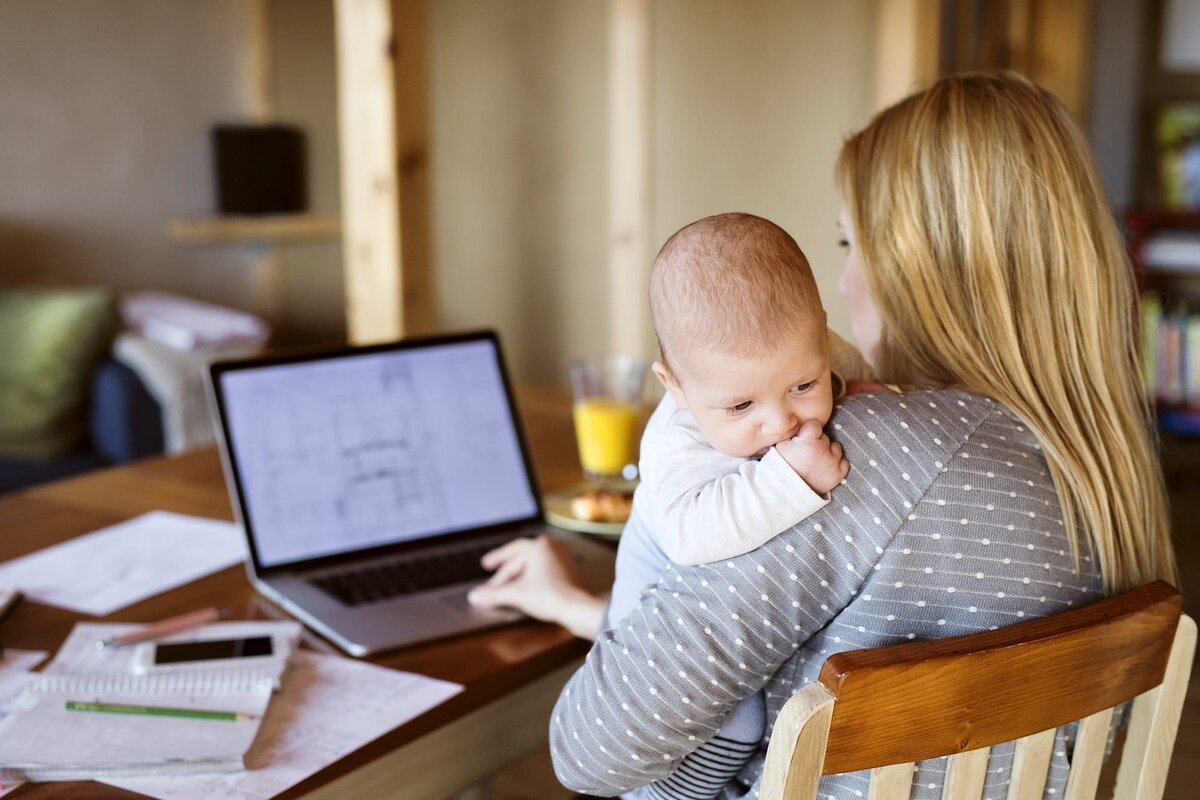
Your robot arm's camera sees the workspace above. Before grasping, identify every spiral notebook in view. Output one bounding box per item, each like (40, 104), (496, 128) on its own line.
(0, 621), (298, 782)
(0, 669), (274, 782)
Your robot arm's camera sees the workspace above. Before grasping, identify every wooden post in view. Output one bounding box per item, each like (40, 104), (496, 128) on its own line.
(334, 0), (435, 345)
(874, 0), (941, 111)
(1029, 0), (1094, 123)
(608, 0), (653, 359)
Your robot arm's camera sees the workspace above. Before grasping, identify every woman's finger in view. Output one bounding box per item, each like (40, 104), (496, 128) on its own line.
(480, 536), (536, 569)
(485, 551), (528, 586)
(467, 582), (508, 609)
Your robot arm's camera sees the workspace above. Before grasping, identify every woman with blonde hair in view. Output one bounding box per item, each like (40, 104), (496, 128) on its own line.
(835, 70), (1175, 593)
(473, 72), (1177, 800)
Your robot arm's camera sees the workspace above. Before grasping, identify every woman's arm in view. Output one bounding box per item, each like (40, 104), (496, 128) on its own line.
(548, 392), (987, 795)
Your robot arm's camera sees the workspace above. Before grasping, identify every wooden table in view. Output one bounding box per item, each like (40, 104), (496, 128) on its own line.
(0, 386), (611, 799)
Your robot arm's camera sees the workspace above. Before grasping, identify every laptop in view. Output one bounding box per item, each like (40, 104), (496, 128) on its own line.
(207, 330), (545, 656)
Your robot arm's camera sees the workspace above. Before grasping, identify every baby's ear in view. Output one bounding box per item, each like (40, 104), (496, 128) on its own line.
(651, 361), (688, 410)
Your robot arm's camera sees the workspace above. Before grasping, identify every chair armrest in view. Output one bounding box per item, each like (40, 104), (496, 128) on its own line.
(761, 683), (835, 800)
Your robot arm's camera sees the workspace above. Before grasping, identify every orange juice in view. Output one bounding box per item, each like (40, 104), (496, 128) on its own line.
(573, 398), (641, 477)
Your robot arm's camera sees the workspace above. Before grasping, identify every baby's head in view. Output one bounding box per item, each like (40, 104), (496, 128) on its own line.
(650, 213), (833, 459)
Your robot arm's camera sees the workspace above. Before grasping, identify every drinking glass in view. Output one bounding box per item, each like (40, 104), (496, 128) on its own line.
(569, 355), (646, 485)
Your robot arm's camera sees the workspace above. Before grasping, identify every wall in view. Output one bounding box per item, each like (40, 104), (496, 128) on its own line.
(269, 0), (345, 344)
(429, 0), (878, 385)
(1088, 0), (1147, 211)
(651, 0), (876, 352)
(428, 0), (610, 385)
(0, 0), (878, 386)
(0, 0), (264, 315)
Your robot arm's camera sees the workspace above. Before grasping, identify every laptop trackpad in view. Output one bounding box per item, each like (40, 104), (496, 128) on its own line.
(438, 586), (522, 620)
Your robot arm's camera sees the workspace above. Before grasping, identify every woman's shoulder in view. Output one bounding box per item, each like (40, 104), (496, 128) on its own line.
(832, 388), (1008, 432)
(829, 388), (1025, 466)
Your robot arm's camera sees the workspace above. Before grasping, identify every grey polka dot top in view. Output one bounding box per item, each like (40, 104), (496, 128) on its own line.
(549, 389), (1104, 800)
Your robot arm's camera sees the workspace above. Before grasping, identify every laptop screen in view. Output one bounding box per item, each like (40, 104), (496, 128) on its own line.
(216, 337), (540, 568)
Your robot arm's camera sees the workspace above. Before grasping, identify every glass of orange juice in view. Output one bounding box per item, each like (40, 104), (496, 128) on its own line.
(569, 355), (646, 484)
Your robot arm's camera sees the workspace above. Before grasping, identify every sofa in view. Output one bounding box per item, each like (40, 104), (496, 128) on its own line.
(0, 359), (164, 493)
(0, 286), (165, 494)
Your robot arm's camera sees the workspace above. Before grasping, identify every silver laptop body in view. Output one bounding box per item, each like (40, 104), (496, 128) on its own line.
(208, 331), (545, 656)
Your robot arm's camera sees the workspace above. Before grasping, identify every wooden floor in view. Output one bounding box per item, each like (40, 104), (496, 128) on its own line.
(480, 438), (1200, 800)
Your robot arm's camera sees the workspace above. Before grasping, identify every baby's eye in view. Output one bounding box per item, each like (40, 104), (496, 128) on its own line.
(837, 238), (849, 249)
(792, 381), (815, 394)
(727, 400), (752, 414)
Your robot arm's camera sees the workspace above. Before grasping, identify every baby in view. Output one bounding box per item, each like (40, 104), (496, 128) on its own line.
(611, 212), (869, 797)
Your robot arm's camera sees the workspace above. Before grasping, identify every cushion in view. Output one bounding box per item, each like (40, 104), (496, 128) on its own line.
(89, 359), (164, 464)
(0, 287), (120, 459)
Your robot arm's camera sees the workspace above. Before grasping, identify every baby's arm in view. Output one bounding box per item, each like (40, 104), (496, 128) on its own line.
(642, 409), (842, 566)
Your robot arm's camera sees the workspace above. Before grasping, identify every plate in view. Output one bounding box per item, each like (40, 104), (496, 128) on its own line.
(542, 482), (635, 540)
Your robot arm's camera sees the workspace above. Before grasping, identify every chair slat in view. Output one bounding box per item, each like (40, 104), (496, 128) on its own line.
(818, 582), (1181, 774)
(1112, 616), (1198, 800)
(867, 762), (915, 800)
(1062, 706), (1115, 800)
(942, 746), (990, 800)
(1005, 728), (1056, 800)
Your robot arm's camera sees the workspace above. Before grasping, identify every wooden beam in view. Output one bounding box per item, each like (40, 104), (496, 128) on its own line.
(334, 0), (435, 345)
(874, 0), (941, 111)
(608, 0), (653, 359)
(1029, 0), (1094, 124)
(247, 0), (272, 123)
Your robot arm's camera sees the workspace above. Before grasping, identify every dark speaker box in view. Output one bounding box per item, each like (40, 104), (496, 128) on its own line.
(212, 124), (306, 215)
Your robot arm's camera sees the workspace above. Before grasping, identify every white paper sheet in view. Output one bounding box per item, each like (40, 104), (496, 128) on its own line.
(0, 649), (48, 718)
(0, 511), (246, 615)
(105, 650), (464, 800)
(0, 649), (49, 796)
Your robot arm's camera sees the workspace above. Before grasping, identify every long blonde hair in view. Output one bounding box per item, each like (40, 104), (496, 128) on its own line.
(836, 72), (1176, 593)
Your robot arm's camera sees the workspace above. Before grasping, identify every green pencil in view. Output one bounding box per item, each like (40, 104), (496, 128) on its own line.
(65, 700), (255, 722)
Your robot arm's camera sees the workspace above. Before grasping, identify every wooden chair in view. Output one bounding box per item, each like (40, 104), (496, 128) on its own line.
(760, 581), (1195, 800)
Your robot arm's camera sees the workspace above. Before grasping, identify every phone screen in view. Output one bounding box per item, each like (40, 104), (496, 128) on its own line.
(153, 636), (273, 665)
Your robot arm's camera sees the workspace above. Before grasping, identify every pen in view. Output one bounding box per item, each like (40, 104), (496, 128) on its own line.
(65, 700), (255, 722)
(97, 607), (231, 649)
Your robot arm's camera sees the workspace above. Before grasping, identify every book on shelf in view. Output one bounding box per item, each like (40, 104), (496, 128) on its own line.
(1142, 292), (1200, 414)
(1143, 231), (1200, 272)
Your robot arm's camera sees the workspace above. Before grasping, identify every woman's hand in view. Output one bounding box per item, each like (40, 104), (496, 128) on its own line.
(467, 536), (607, 640)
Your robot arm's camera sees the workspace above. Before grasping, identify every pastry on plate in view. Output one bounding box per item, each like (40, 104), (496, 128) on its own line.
(570, 487), (634, 523)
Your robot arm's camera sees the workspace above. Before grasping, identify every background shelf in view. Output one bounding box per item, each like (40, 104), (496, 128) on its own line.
(166, 213), (341, 245)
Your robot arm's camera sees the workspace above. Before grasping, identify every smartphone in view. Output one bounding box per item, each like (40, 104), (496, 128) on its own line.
(131, 632), (291, 675)
(153, 636), (273, 665)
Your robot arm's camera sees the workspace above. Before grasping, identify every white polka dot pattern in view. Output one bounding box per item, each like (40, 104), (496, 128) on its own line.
(550, 390), (1104, 800)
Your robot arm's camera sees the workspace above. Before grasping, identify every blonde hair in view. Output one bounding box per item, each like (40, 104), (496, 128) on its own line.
(836, 71), (1175, 593)
(650, 213), (824, 367)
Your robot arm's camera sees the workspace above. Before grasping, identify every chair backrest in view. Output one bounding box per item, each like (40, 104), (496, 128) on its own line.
(761, 581), (1195, 800)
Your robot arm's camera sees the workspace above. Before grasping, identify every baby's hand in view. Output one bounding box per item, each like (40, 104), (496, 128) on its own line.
(774, 420), (849, 495)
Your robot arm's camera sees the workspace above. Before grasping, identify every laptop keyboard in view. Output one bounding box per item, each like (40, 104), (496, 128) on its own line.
(309, 542), (498, 607)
